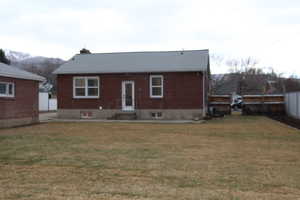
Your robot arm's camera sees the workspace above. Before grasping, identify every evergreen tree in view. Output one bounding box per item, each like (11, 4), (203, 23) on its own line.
(0, 49), (11, 65)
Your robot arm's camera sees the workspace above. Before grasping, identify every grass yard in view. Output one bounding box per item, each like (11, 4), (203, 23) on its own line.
(0, 116), (300, 200)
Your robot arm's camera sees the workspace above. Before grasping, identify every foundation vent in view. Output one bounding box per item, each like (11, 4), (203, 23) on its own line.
(80, 111), (93, 119)
(151, 112), (163, 119)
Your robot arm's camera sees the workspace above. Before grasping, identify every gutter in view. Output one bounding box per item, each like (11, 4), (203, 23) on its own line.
(202, 71), (206, 118)
(0, 72), (45, 82)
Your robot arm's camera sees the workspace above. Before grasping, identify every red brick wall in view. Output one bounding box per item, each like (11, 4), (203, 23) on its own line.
(57, 72), (205, 110)
(0, 76), (39, 120)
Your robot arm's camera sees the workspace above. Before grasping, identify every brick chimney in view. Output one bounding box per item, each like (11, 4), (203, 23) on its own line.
(80, 48), (91, 54)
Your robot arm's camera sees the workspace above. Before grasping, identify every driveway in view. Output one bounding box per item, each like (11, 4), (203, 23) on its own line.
(39, 112), (57, 122)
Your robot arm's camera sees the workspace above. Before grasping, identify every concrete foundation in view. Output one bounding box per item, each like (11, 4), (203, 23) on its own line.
(58, 109), (204, 120)
(0, 117), (39, 129)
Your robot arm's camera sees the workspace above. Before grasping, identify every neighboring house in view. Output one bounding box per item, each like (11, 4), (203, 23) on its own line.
(54, 50), (210, 120)
(0, 63), (45, 128)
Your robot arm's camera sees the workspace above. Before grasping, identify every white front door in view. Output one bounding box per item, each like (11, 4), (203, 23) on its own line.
(122, 81), (135, 111)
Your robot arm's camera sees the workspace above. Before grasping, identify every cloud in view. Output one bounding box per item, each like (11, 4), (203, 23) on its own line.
(0, 0), (300, 76)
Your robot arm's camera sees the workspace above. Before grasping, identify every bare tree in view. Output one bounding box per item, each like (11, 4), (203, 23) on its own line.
(227, 57), (259, 74)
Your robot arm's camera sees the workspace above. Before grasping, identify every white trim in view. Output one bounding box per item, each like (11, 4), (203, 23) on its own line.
(0, 82), (15, 98)
(73, 76), (99, 99)
(122, 81), (135, 111)
(150, 75), (163, 98)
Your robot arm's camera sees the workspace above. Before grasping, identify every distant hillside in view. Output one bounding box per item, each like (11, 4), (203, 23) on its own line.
(4, 49), (65, 68)
(4, 49), (65, 93)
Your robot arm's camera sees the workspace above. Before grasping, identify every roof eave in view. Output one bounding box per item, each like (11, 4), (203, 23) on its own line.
(54, 69), (207, 75)
(0, 72), (46, 82)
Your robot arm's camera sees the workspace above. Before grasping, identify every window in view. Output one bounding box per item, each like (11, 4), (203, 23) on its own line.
(150, 75), (163, 98)
(151, 112), (163, 119)
(73, 77), (99, 98)
(0, 82), (15, 97)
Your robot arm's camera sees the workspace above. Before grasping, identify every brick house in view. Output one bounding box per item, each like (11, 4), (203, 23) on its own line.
(0, 63), (45, 128)
(54, 50), (210, 120)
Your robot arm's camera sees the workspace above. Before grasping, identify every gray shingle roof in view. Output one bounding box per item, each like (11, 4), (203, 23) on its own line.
(0, 63), (45, 82)
(54, 50), (209, 74)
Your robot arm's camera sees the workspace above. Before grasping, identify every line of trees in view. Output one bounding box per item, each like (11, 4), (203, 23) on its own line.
(0, 49), (10, 65)
(212, 57), (300, 94)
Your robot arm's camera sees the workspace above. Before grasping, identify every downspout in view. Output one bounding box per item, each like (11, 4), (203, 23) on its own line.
(202, 71), (206, 118)
(202, 50), (210, 118)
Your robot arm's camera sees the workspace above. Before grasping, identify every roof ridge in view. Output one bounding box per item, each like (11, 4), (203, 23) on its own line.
(75, 49), (209, 56)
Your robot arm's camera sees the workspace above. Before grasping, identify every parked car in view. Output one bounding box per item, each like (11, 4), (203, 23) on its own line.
(231, 96), (243, 110)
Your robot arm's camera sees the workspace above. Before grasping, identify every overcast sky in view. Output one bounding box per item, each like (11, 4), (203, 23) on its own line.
(1, 0), (299, 76)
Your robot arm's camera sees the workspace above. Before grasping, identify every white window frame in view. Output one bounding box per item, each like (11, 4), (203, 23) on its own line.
(73, 76), (100, 99)
(0, 82), (15, 98)
(150, 75), (163, 98)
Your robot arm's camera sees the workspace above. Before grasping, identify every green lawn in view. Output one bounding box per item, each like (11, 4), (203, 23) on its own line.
(0, 116), (300, 200)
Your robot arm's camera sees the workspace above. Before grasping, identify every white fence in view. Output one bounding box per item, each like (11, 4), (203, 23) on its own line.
(49, 99), (57, 111)
(39, 92), (57, 111)
(285, 92), (300, 120)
